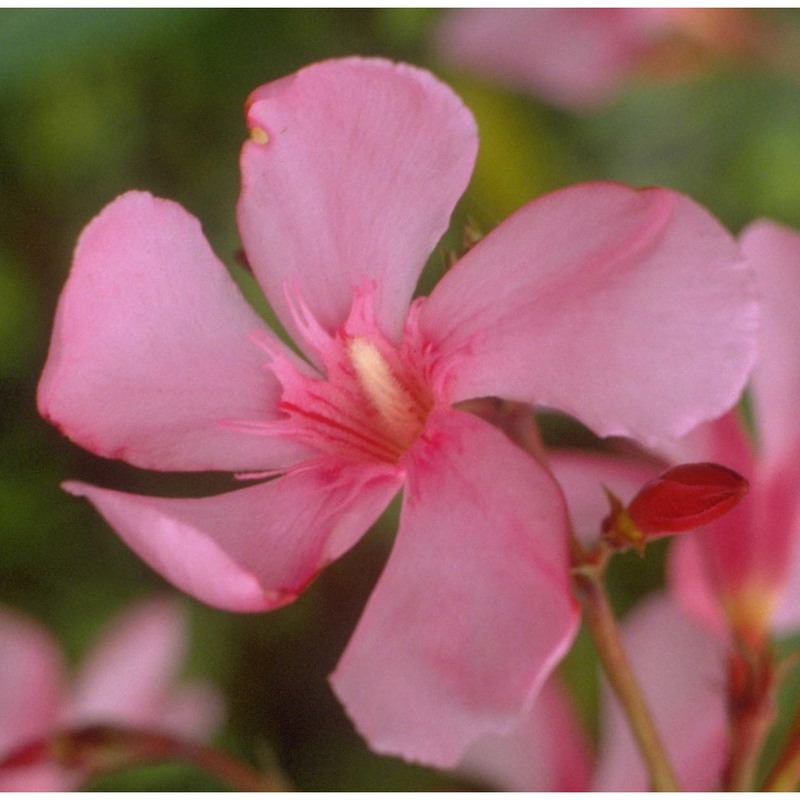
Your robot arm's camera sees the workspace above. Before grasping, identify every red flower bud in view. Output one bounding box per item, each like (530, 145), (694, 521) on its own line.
(601, 462), (748, 554)
(628, 462), (749, 535)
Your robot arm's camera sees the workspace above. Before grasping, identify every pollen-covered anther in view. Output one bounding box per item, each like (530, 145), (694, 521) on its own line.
(249, 126), (270, 144)
(347, 336), (431, 452)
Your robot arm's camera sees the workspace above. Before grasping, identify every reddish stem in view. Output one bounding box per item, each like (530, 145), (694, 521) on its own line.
(1, 724), (292, 792)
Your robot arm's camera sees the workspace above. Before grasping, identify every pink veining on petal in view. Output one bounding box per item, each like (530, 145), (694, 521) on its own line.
(422, 182), (758, 446)
(65, 461), (403, 615)
(36, 191), (310, 474)
(228, 283), (447, 465)
(238, 56), (478, 349)
(331, 409), (578, 767)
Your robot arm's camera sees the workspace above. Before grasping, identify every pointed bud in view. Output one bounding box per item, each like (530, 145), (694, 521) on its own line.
(628, 462), (748, 534)
(601, 462), (748, 554)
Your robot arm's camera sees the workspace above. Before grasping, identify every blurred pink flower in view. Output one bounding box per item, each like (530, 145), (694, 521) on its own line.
(436, 8), (763, 111)
(593, 592), (728, 791)
(38, 57), (757, 766)
(667, 221), (800, 646)
(0, 598), (224, 791)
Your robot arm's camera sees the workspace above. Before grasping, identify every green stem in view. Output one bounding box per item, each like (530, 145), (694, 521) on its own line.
(757, 655), (800, 791)
(572, 539), (679, 792)
(764, 727), (800, 791)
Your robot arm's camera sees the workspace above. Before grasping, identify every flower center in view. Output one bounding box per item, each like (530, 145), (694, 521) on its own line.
(347, 336), (429, 447)
(236, 284), (439, 466)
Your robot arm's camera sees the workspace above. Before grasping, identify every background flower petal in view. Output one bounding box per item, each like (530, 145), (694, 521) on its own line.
(548, 449), (658, 545)
(238, 57), (478, 350)
(593, 592), (727, 791)
(422, 182), (758, 445)
(69, 596), (223, 738)
(160, 682), (227, 741)
(37, 190), (310, 473)
(457, 676), (592, 791)
(0, 607), (65, 757)
(330, 409), (578, 767)
(665, 413), (798, 635)
(64, 462), (402, 613)
(741, 220), (800, 470)
(435, 9), (666, 110)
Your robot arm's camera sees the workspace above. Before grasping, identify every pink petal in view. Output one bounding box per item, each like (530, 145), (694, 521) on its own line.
(0, 763), (76, 792)
(0, 607), (65, 757)
(774, 535), (800, 633)
(593, 593), (727, 791)
(747, 458), (800, 629)
(458, 677), (591, 791)
(330, 409), (579, 767)
(741, 220), (800, 469)
(38, 191), (310, 473)
(668, 533), (730, 637)
(651, 408), (754, 472)
(436, 8), (668, 110)
(160, 681), (227, 740)
(64, 462), (402, 612)
(69, 597), (196, 731)
(238, 57), (477, 350)
(423, 183), (758, 445)
(548, 449), (658, 546)
(666, 413), (798, 635)
(663, 415), (750, 631)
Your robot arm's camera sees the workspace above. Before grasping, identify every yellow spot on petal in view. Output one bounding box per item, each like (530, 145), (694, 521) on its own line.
(249, 126), (269, 145)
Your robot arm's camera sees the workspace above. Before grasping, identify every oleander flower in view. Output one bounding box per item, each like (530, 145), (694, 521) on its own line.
(38, 57), (757, 766)
(667, 221), (800, 645)
(0, 598), (223, 791)
(436, 8), (763, 111)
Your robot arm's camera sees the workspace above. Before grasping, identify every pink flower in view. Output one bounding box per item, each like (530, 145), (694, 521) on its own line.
(593, 593), (728, 791)
(0, 598), (224, 791)
(435, 8), (762, 111)
(38, 57), (757, 766)
(667, 220), (800, 645)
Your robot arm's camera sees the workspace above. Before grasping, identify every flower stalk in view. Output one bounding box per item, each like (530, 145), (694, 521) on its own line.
(1, 724), (292, 792)
(764, 705), (800, 791)
(722, 640), (777, 791)
(571, 537), (680, 792)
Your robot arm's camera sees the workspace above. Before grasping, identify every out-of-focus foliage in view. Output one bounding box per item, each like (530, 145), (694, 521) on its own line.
(3, 8), (800, 790)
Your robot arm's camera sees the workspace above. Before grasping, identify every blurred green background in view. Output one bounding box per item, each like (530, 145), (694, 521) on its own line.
(3, 8), (800, 790)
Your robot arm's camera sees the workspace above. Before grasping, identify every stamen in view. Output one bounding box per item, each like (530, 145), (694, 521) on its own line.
(235, 287), (435, 465)
(348, 337), (423, 439)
